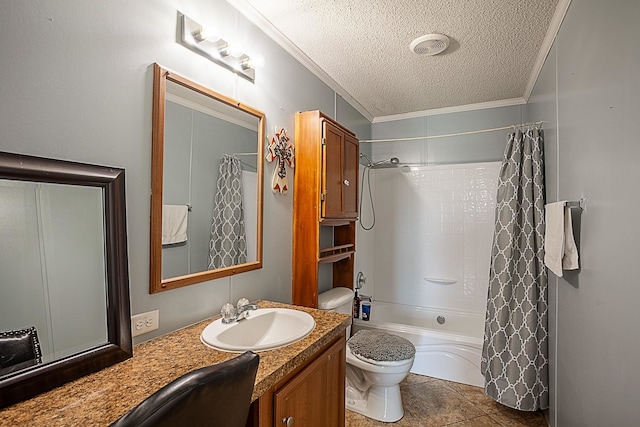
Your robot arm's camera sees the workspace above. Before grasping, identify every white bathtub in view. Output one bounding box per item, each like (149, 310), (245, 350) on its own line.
(352, 301), (485, 387)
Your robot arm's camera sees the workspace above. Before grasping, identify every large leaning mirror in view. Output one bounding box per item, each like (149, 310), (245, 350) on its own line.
(0, 152), (131, 409)
(150, 63), (264, 293)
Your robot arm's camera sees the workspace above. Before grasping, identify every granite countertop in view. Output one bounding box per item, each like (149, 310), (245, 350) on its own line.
(0, 301), (350, 426)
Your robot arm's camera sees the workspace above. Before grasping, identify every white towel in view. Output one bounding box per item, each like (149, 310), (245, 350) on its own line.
(162, 205), (188, 245)
(562, 206), (579, 270)
(544, 201), (579, 277)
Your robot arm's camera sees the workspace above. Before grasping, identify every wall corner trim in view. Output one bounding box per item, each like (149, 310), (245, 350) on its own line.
(523, 0), (572, 103)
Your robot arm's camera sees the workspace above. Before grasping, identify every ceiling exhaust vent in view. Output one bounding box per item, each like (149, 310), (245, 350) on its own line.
(410, 34), (450, 56)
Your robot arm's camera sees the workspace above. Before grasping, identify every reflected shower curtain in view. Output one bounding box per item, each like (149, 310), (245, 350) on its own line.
(481, 128), (548, 411)
(208, 155), (247, 270)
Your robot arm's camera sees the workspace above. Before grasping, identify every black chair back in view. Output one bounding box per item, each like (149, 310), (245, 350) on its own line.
(0, 326), (42, 376)
(110, 351), (259, 427)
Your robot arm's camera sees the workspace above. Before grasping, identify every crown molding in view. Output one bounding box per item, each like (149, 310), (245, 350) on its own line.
(227, 0), (374, 122)
(372, 98), (526, 123)
(523, 0), (572, 102)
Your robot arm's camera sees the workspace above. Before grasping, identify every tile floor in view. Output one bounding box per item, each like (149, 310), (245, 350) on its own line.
(345, 374), (548, 427)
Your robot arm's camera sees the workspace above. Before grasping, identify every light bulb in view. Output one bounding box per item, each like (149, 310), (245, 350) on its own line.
(250, 54), (265, 69)
(228, 43), (245, 58)
(192, 27), (221, 44)
(217, 42), (231, 57)
(192, 27), (208, 43)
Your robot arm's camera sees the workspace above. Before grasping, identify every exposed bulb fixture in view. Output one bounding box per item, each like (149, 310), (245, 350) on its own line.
(191, 27), (206, 43)
(191, 26), (222, 45)
(178, 12), (259, 83)
(241, 55), (265, 71)
(217, 42), (231, 57)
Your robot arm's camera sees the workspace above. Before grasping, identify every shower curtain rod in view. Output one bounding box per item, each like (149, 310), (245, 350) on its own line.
(232, 152), (258, 156)
(360, 121), (543, 143)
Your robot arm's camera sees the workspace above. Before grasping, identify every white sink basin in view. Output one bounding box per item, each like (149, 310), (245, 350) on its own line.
(201, 308), (316, 352)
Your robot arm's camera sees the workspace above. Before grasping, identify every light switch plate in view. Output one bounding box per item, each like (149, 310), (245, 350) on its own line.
(131, 309), (159, 337)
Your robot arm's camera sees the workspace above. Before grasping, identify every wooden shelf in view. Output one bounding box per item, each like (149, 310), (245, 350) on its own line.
(318, 244), (355, 263)
(320, 218), (353, 227)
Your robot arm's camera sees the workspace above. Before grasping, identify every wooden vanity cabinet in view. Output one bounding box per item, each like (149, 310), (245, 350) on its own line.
(247, 334), (346, 427)
(274, 337), (345, 427)
(293, 111), (359, 308)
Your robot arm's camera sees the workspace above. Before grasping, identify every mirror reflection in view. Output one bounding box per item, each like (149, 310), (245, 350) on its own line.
(150, 64), (264, 293)
(0, 180), (107, 375)
(0, 151), (131, 409)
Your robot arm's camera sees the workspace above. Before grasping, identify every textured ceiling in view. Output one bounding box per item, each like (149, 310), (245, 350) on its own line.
(232, 0), (561, 120)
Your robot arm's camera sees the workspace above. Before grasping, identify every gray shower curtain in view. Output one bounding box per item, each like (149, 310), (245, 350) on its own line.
(208, 155), (247, 270)
(481, 128), (548, 411)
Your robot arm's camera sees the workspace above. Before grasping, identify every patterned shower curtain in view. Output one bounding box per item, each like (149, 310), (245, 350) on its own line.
(208, 155), (247, 270)
(481, 128), (548, 411)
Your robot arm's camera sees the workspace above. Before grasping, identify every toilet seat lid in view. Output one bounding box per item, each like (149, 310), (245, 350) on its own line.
(347, 346), (413, 367)
(347, 330), (415, 363)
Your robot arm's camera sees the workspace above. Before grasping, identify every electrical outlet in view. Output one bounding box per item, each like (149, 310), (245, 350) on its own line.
(131, 309), (159, 337)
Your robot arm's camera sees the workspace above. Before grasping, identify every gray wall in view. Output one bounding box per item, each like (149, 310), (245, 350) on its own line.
(525, 1), (640, 425)
(369, 104), (524, 165)
(0, 0), (369, 343)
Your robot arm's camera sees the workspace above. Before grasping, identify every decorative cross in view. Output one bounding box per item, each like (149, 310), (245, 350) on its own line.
(266, 127), (295, 194)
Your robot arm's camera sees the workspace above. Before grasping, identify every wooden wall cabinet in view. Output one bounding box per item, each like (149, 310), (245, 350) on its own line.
(293, 111), (359, 308)
(321, 121), (359, 220)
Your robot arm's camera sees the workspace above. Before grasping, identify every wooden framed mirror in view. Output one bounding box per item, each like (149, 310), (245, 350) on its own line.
(150, 64), (264, 293)
(0, 152), (131, 409)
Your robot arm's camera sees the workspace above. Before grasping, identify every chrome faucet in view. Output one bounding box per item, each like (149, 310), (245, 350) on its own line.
(220, 298), (258, 324)
(236, 299), (258, 319)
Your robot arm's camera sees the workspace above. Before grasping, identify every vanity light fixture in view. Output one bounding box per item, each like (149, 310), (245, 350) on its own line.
(177, 12), (258, 83)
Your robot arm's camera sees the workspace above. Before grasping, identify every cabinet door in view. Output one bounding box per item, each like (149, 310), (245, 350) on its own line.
(274, 339), (346, 427)
(342, 134), (358, 219)
(322, 121), (345, 219)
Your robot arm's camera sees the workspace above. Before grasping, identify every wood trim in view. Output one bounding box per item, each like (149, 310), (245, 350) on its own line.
(292, 111), (323, 307)
(149, 63), (166, 293)
(149, 63), (266, 293)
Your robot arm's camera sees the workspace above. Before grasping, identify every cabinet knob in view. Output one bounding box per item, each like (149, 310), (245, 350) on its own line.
(283, 416), (294, 426)
(343, 179), (350, 186)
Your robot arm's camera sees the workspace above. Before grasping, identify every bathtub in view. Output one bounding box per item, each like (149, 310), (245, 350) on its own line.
(352, 301), (485, 387)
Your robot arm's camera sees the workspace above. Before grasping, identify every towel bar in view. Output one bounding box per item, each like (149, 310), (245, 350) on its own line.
(566, 198), (586, 210)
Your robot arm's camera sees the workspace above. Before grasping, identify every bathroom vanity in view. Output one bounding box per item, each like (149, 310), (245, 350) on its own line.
(0, 301), (350, 427)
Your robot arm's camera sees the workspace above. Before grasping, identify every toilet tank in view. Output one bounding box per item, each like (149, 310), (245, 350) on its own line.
(318, 287), (354, 315)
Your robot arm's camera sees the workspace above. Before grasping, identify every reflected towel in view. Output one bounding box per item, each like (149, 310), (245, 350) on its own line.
(562, 205), (579, 270)
(544, 201), (579, 276)
(162, 205), (188, 245)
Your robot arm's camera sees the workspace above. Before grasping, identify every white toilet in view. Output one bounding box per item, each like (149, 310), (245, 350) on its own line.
(317, 287), (355, 336)
(317, 289), (416, 423)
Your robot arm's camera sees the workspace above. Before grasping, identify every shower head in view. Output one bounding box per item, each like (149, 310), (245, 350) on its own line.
(359, 153), (400, 168)
(372, 157), (399, 166)
(359, 152), (373, 167)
